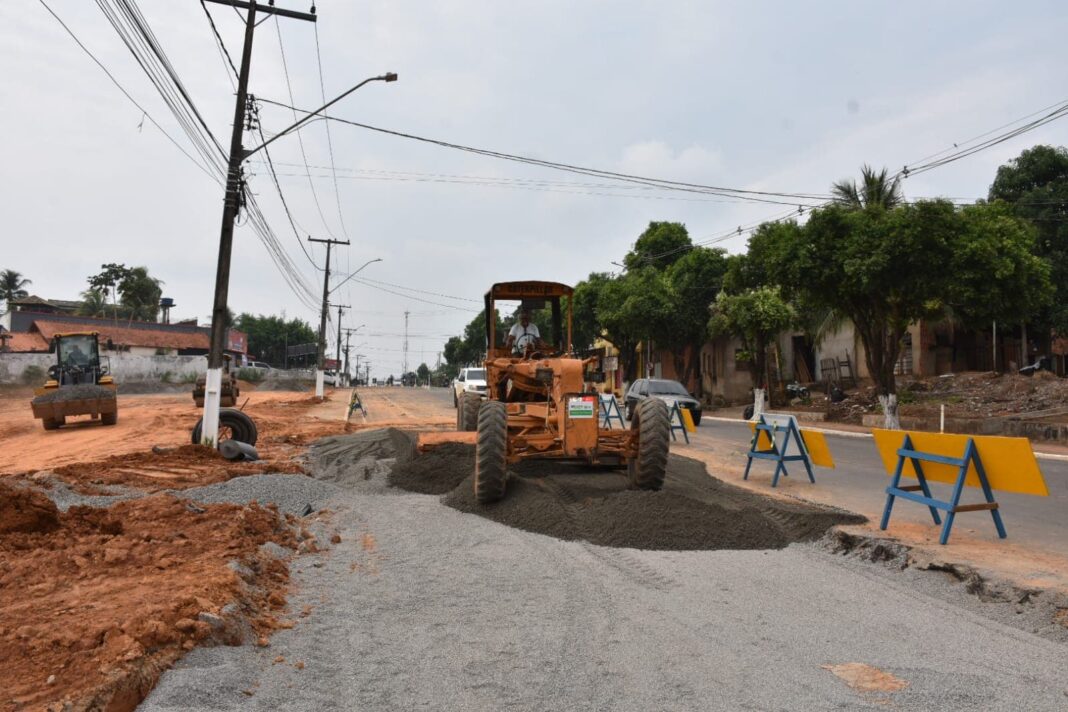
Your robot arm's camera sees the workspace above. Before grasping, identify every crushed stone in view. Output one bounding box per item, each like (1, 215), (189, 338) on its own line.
(174, 474), (339, 516)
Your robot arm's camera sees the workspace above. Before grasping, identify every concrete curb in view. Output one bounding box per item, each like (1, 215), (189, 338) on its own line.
(702, 415), (1068, 462)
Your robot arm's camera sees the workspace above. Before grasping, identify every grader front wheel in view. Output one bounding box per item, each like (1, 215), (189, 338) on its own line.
(457, 392), (482, 432)
(628, 398), (670, 491)
(475, 400), (508, 503)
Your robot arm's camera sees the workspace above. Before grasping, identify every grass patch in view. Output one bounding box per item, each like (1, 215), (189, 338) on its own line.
(20, 365), (47, 386)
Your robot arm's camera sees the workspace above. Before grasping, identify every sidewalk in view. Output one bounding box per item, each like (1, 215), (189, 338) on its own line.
(703, 407), (1068, 460)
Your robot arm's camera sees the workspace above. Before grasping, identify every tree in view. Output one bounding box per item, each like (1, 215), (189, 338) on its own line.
(78, 288), (109, 318)
(663, 246), (728, 391)
(569, 272), (614, 350)
(0, 269), (31, 311)
(597, 268), (673, 381)
(830, 164), (903, 210)
(708, 286), (795, 415)
(757, 198), (1052, 429)
(989, 145), (1068, 334)
(623, 221), (692, 271)
(117, 266), (163, 322)
(416, 363), (430, 384)
(235, 313), (317, 367)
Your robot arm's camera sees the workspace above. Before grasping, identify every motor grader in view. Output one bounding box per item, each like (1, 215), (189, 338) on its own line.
(456, 281), (670, 503)
(30, 332), (118, 430)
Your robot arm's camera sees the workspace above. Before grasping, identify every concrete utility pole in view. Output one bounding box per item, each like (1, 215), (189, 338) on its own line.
(333, 302), (350, 385)
(202, 0), (316, 446)
(309, 237), (349, 398)
(402, 310), (410, 378)
(341, 325), (364, 385)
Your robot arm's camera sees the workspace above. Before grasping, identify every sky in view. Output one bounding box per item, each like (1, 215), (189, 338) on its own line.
(2, 1), (1067, 380)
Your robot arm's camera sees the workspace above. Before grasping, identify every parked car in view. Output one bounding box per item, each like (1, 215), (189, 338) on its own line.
(452, 367), (488, 407)
(323, 370), (344, 387)
(245, 361), (273, 371)
(623, 378), (702, 425)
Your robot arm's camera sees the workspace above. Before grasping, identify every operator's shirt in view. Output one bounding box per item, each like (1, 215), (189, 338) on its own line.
(508, 322), (540, 352)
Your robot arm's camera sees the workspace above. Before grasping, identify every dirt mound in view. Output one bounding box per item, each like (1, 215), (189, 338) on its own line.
(0, 480), (60, 534)
(388, 443), (864, 551)
(0, 490), (296, 712)
(50, 444), (304, 494)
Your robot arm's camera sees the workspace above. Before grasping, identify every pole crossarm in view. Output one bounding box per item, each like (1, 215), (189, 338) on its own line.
(204, 0), (317, 22)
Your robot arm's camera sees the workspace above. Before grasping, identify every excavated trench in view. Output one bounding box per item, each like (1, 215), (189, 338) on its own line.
(311, 428), (865, 551)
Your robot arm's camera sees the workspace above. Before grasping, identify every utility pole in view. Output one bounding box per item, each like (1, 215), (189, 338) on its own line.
(309, 236), (349, 398)
(402, 310), (410, 379)
(341, 326), (361, 384)
(333, 302), (350, 385)
(201, 0), (316, 446)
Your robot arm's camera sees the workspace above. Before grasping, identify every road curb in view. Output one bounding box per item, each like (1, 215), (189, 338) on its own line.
(701, 416), (1068, 462)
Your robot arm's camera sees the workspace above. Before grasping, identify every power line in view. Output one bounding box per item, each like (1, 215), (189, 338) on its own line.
(255, 97), (830, 206)
(313, 21), (351, 240)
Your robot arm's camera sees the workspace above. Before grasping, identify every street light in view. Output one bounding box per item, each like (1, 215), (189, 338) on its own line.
(202, 69), (398, 447)
(331, 258), (383, 294)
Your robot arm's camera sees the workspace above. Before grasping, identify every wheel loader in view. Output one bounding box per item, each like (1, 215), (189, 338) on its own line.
(456, 281), (670, 503)
(30, 332), (118, 430)
(192, 353), (239, 407)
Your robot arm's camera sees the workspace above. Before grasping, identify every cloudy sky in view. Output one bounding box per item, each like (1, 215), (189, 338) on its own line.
(3, 1), (1066, 379)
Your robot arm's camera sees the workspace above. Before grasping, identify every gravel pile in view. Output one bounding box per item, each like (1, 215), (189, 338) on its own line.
(390, 442), (864, 551)
(306, 429), (413, 490)
(41, 479), (144, 512)
(175, 474), (339, 516)
(31, 384), (116, 404)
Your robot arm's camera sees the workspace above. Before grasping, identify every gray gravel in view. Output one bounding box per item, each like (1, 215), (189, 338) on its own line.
(38, 478), (143, 511)
(175, 474), (339, 517)
(142, 432), (1068, 711)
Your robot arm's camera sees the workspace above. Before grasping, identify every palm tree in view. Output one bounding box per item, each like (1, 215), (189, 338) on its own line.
(0, 269), (31, 306)
(830, 164), (903, 210)
(78, 288), (109, 318)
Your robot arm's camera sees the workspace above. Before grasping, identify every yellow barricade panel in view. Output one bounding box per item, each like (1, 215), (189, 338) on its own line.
(747, 421), (774, 450)
(799, 430), (835, 468)
(871, 429), (1048, 496)
(680, 408), (696, 433)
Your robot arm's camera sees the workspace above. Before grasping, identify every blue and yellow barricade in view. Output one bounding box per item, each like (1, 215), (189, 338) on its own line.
(745, 414), (835, 487)
(872, 429), (1048, 545)
(600, 394), (626, 430)
(346, 388), (367, 422)
(668, 401), (696, 443)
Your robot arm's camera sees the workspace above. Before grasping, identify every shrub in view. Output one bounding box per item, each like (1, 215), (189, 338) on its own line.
(20, 365), (47, 385)
(236, 367), (264, 383)
(160, 370), (173, 384)
(180, 371), (199, 384)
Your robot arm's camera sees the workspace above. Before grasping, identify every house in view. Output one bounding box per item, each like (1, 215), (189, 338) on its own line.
(2, 311), (246, 359)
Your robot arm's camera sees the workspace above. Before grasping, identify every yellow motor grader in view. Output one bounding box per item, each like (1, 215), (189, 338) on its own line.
(456, 281), (670, 503)
(30, 332), (118, 430)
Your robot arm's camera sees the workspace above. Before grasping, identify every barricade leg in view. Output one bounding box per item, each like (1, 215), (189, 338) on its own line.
(973, 449), (1007, 539)
(939, 470), (969, 546)
(771, 461), (787, 488)
(743, 454), (754, 481)
(879, 455), (906, 531)
(912, 461), (942, 525)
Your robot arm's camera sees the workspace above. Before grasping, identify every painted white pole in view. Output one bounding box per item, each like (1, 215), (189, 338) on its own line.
(315, 369), (325, 398)
(201, 367), (222, 447)
(940, 404), (945, 433)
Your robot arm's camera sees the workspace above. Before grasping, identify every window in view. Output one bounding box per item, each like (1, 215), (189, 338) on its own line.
(467, 369), (486, 380)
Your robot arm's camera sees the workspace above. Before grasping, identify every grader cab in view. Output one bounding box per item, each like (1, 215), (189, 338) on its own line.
(456, 281), (670, 503)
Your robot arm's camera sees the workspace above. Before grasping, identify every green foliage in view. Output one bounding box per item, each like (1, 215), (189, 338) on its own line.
(237, 367), (264, 382)
(160, 370), (173, 384)
(416, 363), (430, 381)
(235, 313), (317, 367)
(830, 164), (903, 210)
(20, 364), (46, 385)
(989, 145), (1068, 333)
(86, 264), (163, 322)
(0, 269), (31, 307)
(568, 272), (613, 350)
(708, 287), (795, 390)
(78, 288), (109, 318)
(623, 221), (692, 271)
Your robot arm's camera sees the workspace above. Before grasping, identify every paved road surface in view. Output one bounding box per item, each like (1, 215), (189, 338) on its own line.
(142, 389), (1068, 711)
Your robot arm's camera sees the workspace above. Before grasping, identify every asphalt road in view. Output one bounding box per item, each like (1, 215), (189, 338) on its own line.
(681, 418), (1068, 558)
(141, 390), (1068, 711)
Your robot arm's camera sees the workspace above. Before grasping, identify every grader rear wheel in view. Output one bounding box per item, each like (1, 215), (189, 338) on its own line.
(628, 398), (670, 490)
(475, 400), (508, 503)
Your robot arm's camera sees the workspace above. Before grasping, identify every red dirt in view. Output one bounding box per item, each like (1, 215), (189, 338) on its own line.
(0, 479), (296, 712)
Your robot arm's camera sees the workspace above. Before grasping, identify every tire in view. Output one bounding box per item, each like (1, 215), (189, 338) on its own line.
(457, 393), (482, 432)
(743, 404), (755, 420)
(453, 389), (458, 408)
(42, 417), (60, 431)
(628, 398), (670, 491)
(625, 402), (634, 421)
(101, 411), (118, 426)
(475, 400), (508, 503)
(691, 409), (702, 426)
(191, 408), (258, 446)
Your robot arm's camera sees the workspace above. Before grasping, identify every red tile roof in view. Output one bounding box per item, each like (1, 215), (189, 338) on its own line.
(31, 320), (210, 351)
(0, 332), (50, 352)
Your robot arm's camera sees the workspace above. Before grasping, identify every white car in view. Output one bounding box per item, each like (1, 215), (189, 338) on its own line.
(452, 367), (488, 406)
